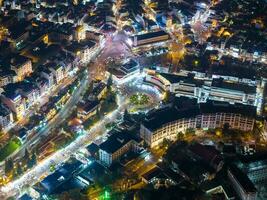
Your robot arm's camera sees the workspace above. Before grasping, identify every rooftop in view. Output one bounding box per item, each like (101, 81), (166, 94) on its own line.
(92, 82), (106, 97)
(143, 97), (256, 131)
(134, 30), (169, 41)
(228, 165), (257, 193)
(99, 131), (138, 154)
(65, 40), (96, 53)
(160, 73), (203, 86)
(211, 78), (256, 94)
(39, 160), (82, 193)
(80, 100), (99, 113)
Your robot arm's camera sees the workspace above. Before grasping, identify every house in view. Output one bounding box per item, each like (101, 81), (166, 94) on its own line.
(99, 131), (142, 166)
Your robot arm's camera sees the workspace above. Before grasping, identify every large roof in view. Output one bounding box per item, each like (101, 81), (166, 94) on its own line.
(143, 97), (256, 131)
(99, 131), (139, 154)
(134, 30), (169, 41)
(229, 165), (257, 193)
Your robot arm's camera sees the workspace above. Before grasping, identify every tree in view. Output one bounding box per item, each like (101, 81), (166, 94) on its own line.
(31, 152), (37, 166)
(185, 128), (195, 135)
(223, 123), (230, 135)
(177, 131), (184, 140)
(96, 107), (101, 119)
(0, 26), (8, 43)
(162, 138), (172, 148)
(5, 159), (14, 175)
(28, 151), (37, 168)
(106, 89), (115, 103)
(24, 148), (30, 162)
(16, 163), (23, 176)
(123, 109), (130, 121)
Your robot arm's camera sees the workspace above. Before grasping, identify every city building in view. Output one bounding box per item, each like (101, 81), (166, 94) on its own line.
(0, 65), (17, 87)
(1, 87), (26, 121)
(141, 97), (256, 147)
(91, 81), (107, 100)
(189, 143), (224, 172)
(209, 78), (256, 106)
(141, 167), (177, 189)
(131, 30), (170, 47)
(109, 59), (140, 83)
(39, 68), (56, 90)
(77, 100), (100, 120)
(0, 101), (14, 129)
(236, 154), (267, 198)
(228, 165), (257, 200)
(99, 131), (142, 166)
(145, 72), (259, 107)
(170, 145), (217, 184)
(37, 161), (83, 194)
(46, 62), (65, 84)
(10, 55), (32, 82)
(64, 40), (98, 65)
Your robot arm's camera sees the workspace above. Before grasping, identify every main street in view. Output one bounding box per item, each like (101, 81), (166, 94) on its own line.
(0, 68), (163, 199)
(3, 71), (90, 165)
(0, 89), (128, 198)
(0, 25), (162, 197)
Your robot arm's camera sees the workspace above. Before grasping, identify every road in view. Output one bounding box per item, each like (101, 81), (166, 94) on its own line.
(0, 68), (164, 198)
(0, 85), (128, 198)
(6, 72), (90, 164)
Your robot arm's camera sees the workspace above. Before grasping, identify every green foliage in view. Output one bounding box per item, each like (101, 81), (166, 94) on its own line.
(105, 122), (116, 130)
(162, 138), (172, 148)
(177, 131), (184, 140)
(5, 159), (14, 174)
(15, 163), (23, 176)
(0, 138), (21, 162)
(130, 93), (150, 105)
(123, 109), (130, 121)
(185, 128), (195, 135)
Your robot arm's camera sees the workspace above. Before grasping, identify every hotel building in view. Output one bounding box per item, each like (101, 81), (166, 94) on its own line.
(140, 97), (256, 148)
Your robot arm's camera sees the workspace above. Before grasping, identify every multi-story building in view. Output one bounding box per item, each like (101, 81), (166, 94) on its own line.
(34, 76), (50, 96)
(65, 40), (97, 65)
(77, 100), (100, 120)
(158, 73), (204, 97)
(131, 30), (170, 47)
(140, 97), (256, 148)
(99, 131), (142, 166)
(46, 62), (65, 84)
(110, 59), (140, 83)
(0, 101), (14, 129)
(19, 83), (40, 110)
(40, 68), (55, 90)
(208, 78), (256, 106)
(0, 63), (17, 87)
(10, 55), (32, 82)
(91, 81), (107, 100)
(0, 81), (40, 120)
(1, 89), (25, 121)
(228, 165), (257, 200)
(238, 156), (267, 185)
(145, 72), (259, 106)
